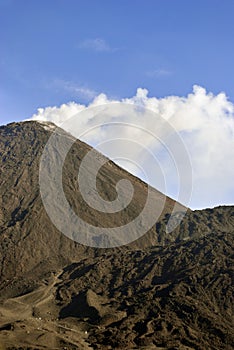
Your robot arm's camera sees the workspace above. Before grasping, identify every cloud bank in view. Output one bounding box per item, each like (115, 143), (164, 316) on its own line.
(31, 86), (234, 209)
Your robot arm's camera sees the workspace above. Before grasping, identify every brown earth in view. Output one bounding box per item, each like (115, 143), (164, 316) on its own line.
(0, 121), (233, 349)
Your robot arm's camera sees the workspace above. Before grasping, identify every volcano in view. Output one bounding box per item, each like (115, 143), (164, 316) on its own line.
(0, 121), (233, 350)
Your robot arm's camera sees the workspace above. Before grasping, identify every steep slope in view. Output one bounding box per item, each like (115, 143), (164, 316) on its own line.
(0, 121), (233, 350)
(0, 121), (182, 292)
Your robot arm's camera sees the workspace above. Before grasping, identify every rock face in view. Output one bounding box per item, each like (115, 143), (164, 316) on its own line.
(0, 121), (233, 350)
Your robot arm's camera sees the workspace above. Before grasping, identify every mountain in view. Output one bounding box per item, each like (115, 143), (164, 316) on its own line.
(0, 121), (182, 286)
(0, 121), (233, 350)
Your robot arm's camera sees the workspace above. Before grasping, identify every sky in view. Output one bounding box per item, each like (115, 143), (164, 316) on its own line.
(1, 0), (234, 209)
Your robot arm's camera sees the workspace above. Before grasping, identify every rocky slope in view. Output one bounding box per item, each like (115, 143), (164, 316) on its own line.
(0, 121), (184, 287)
(0, 121), (233, 349)
(57, 229), (234, 349)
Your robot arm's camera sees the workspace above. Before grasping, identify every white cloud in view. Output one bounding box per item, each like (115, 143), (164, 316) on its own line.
(32, 102), (85, 125)
(77, 38), (114, 52)
(30, 86), (234, 209)
(50, 79), (97, 101)
(146, 69), (172, 78)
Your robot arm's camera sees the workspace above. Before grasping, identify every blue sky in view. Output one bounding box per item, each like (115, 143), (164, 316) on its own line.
(1, 0), (234, 125)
